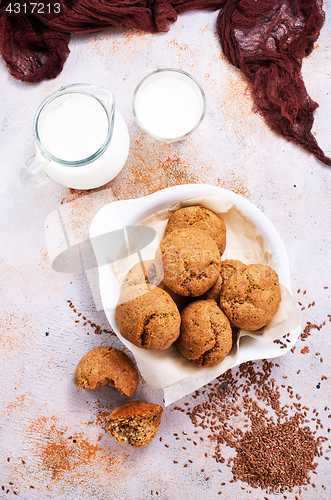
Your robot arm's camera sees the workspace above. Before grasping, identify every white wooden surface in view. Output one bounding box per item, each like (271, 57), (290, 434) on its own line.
(1, 6), (331, 499)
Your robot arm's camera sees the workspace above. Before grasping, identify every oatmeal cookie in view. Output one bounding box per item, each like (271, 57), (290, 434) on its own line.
(107, 400), (163, 447)
(219, 259), (281, 331)
(115, 284), (181, 350)
(165, 205), (227, 255)
(200, 274), (223, 302)
(177, 299), (232, 367)
(74, 346), (139, 397)
(123, 259), (189, 311)
(155, 227), (221, 297)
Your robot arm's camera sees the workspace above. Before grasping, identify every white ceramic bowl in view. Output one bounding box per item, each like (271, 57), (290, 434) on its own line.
(90, 184), (301, 402)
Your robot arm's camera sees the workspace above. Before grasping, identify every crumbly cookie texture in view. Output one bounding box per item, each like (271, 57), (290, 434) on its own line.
(115, 284), (181, 350)
(107, 401), (163, 447)
(74, 346), (139, 397)
(200, 274), (224, 302)
(124, 259), (162, 289)
(177, 299), (232, 367)
(155, 227), (221, 297)
(219, 259), (281, 331)
(123, 259), (189, 311)
(165, 205), (227, 255)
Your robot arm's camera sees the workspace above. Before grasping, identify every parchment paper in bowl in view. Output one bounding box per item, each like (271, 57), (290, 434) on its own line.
(90, 187), (300, 406)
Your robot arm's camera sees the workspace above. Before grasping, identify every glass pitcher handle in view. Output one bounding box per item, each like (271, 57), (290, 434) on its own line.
(20, 154), (50, 188)
(90, 85), (115, 134)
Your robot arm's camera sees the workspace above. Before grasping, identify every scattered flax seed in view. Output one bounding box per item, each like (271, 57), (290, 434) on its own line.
(232, 417), (319, 493)
(184, 359), (327, 494)
(301, 346), (309, 354)
(67, 300), (115, 335)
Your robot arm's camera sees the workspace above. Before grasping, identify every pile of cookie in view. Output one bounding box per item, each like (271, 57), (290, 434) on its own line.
(74, 205), (281, 447)
(116, 205), (281, 366)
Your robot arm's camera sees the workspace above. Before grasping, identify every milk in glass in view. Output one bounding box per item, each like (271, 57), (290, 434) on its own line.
(133, 70), (205, 142)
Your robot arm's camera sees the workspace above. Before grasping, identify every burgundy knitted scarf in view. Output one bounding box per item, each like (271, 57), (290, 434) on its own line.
(0, 0), (330, 166)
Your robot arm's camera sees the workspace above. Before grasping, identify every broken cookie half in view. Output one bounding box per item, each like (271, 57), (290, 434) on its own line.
(107, 400), (163, 447)
(74, 346), (139, 397)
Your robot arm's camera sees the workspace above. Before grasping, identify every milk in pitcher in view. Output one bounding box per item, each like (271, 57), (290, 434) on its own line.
(23, 84), (130, 190)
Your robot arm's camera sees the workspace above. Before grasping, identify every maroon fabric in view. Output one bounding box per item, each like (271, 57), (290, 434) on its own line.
(0, 8), (70, 82)
(217, 0), (331, 166)
(0, 0), (330, 166)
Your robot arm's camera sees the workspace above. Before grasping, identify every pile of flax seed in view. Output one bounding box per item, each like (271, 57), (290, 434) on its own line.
(177, 358), (329, 495)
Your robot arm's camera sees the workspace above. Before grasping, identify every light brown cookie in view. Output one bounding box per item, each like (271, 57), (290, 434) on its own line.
(155, 227), (221, 297)
(123, 260), (162, 288)
(165, 205), (226, 255)
(123, 260), (189, 311)
(176, 299), (232, 367)
(107, 400), (163, 447)
(219, 259), (281, 331)
(74, 346), (139, 397)
(200, 274), (223, 302)
(115, 284), (181, 350)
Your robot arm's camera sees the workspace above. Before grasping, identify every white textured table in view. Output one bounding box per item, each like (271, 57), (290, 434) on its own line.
(1, 5), (331, 500)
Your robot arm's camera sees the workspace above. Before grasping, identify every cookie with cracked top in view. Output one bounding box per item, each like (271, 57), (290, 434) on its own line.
(165, 205), (226, 255)
(123, 259), (189, 311)
(219, 259), (281, 331)
(155, 227), (221, 297)
(115, 284), (181, 350)
(177, 299), (232, 367)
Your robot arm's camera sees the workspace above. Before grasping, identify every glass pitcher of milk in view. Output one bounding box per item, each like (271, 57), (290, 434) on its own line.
(21, 83), (130, 190)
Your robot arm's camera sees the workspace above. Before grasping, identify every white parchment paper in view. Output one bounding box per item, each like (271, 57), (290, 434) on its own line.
(107, 195), (300, 405)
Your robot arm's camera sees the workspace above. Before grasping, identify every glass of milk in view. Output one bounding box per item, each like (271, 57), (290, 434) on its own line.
(21, 84), (130, 190)
(133, 68), (206, 143)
